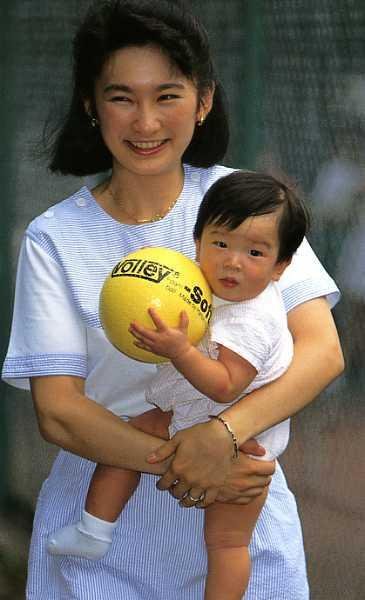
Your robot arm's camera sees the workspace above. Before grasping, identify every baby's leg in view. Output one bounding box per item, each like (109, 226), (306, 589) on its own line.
(131, 406), (171, 440)
(203, 488), (268, 600)
(86, 464), (141, 521)
(84, 408), (170, 517)
(85, 408), (170, 521)
(48, 408), (170, 559)
(48, 465), (140, 559)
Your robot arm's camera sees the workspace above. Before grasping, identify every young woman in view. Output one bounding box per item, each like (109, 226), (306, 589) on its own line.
(2, 1), (343, 599)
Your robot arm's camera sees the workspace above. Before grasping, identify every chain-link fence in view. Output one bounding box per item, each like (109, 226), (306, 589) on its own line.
(1, 1), (364, 598)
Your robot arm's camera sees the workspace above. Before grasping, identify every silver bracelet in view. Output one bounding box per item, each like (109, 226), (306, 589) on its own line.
(209, 415), (239, 459)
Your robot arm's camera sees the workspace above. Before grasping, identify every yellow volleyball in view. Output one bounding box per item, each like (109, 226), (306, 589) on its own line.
(99, 247), (212, 363)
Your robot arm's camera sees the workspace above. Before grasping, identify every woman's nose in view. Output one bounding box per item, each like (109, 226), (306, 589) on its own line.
(133, 104), (161, 135)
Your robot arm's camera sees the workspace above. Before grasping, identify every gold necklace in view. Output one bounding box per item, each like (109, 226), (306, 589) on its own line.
(107, 185), (179, 224)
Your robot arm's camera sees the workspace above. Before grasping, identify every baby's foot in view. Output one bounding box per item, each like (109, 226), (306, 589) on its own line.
(47, 510), (118, 560)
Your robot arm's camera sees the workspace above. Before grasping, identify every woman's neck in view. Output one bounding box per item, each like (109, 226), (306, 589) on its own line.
(93, 165), (185, 225)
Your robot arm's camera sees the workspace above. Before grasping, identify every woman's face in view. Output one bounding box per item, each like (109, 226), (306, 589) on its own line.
(89, 45), (212, 178)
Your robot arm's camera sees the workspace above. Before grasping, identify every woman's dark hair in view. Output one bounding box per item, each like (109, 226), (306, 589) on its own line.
(49, 0), (229, 176)
(194, 171), (310, 263)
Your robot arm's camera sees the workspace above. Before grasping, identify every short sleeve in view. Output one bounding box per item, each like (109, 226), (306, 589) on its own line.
(2, 235), (87, 390)
(278, 237), (340, 311)
(209, 303), (276, 372)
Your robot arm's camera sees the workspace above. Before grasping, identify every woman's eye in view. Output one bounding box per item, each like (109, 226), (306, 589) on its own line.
(213, 240), (227, 248)
(248, 249), (263, 257)
(159, 94), (180, 101)
(111, 96), (132, 103)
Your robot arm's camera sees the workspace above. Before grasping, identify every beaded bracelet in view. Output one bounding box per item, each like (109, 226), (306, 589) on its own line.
(209, 415), (239, 459)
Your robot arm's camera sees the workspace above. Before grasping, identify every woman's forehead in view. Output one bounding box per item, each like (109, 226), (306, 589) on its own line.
(99, 45), (186, 85)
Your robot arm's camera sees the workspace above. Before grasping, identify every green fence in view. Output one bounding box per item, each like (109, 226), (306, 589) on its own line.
(1, 1), (364, 598)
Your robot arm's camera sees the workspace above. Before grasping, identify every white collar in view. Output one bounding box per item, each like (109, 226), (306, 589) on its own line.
(212, 294), (238, 308)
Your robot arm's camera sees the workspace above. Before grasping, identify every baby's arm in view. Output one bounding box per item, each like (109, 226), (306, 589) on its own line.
(130, 308), (257, 404)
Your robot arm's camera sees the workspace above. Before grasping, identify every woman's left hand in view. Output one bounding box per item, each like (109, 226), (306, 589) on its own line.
(146, 419), (238, 504)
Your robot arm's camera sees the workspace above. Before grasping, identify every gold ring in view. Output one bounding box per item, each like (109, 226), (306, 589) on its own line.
(187, 491), (205, 503)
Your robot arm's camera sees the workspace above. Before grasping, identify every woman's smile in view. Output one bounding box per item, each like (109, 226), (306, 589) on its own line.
(125, 138), (169, 156)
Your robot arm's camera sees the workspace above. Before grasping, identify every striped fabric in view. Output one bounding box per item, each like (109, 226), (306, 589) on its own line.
(27, 452), (308, 600)
(3, 163), (339, 599)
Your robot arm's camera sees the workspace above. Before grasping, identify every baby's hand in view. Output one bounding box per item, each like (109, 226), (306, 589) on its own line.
(129, 308), (191, 359)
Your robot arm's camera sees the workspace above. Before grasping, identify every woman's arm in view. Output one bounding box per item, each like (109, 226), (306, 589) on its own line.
(221, 297), (344, 444)
(149, 297), (344, 497)
(31, 374), (273, 507)
(30, 375), (170, 476)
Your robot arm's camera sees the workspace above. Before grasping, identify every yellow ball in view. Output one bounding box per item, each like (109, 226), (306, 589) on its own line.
(99, 247), (212, 363)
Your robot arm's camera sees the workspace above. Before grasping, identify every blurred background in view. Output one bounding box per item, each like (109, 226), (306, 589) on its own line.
(0, 1), (364, 598)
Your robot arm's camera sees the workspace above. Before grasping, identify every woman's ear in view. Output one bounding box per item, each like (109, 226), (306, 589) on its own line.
(197, 83), (215, 123)
(84, 98), (99, 127)
(84, 99), (92, 118)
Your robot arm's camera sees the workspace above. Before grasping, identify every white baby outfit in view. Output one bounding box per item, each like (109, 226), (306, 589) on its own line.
(147, 282), (292, 460)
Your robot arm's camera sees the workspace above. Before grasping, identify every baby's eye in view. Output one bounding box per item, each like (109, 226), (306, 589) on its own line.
(248, 249), (263, 257)
(212, 240), (227, 248)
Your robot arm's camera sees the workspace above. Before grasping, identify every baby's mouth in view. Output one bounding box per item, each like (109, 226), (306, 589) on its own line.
(220, 277), (239, 288)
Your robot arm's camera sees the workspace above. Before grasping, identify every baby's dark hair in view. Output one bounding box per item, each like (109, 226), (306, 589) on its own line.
(193, 171), (310, 262)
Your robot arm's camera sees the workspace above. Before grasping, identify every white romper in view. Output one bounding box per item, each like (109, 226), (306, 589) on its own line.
(147, 283), (293, 461)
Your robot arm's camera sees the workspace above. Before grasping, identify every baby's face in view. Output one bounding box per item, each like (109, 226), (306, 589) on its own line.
(195, 209), (290, 302)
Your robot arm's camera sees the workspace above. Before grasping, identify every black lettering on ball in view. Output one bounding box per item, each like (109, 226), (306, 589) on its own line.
(190, 286), (202, 304)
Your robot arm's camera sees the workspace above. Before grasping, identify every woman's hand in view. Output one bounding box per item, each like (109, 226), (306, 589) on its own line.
(147, 419), (235, 504)
(214, 453), (275, 505)
(146, 419), (273, 507)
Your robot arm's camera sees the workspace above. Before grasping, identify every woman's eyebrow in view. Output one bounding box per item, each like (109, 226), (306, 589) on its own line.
(158, 82), (186, 90)
(103, 82), (186, 93)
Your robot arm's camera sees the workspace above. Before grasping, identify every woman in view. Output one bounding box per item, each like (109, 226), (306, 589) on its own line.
(2, 1), (343, 599)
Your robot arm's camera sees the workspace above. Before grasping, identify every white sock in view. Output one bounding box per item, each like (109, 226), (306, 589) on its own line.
(47, 510), (118, 560)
